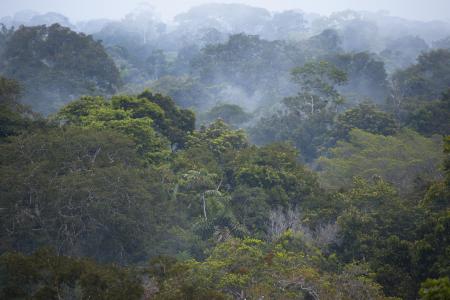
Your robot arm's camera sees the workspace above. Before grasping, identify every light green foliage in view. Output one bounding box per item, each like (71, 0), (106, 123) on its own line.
(154, 237), (391, 300)
(57, 91), (195, 161)
(318, 129), (444, 193)
(57, 95), (169, 162)
(420, 277), (450, 300)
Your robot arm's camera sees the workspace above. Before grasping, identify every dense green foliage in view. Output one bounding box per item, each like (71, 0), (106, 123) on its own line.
(318, 129), (443, 193)
(57, 91), (195, 153)
(0, 126), (182, 263)
(0, 249), (143, 299)
(403, 90), (450, 136)
(199, 104), (251, 127)
(152, 237), (390, 299)
(0, 6), (449, 298)
(333, 103), (398, 139)
(0, 24), (121, 114)
(392, 50), (450, 101)
(1, 74), (448, 299)
(250, 61), (347, 161)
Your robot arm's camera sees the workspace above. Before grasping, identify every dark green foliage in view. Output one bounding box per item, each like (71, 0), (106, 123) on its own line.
(230, 186), (270, 238)
(381, 35), (429, 72)
(0, 76), (47, 139)
(0, 85), (447, 299)
(306, 29), (342, 54)
(0, 248), (143, 299)
(331, 52), (389, 104)
(0, 127), (175, 262)
(251, 61), (347, 161)
(0, 24), (121, 114)
(200, 104), (251, 127)
(0, 76), (28, 138)
(413, 212), (450, 282)
(0, 75), (21, 106)
(288, 61), (347, 115)
(146, 49), (169, 79)
(405, 90), (450, 136)
(138, 90), (196, 148)
(151, 75), (212, 109)
(445, 136), (450, 179)
(0, 17), (449, 300)
(192, 34), (285, 92)
(190, 33), (299, 106)
(334, 103), (398, 140)
(388, 49), (450, 127)
(391, 49), (450, 102)
(186, 119), (248, 162)
(333, 178), (421, 298)
(230, 143), (321, 208)
(251, 108), (336, 162)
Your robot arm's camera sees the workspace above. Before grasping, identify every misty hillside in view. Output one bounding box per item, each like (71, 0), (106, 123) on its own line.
(0, 2), (449, 300)
(1, 3), (450, 115)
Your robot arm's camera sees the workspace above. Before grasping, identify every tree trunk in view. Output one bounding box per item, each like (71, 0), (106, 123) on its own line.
(202, 193), (207, 220)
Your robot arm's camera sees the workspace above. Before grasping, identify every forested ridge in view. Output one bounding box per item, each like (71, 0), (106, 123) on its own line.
(0, 3), (449, 300)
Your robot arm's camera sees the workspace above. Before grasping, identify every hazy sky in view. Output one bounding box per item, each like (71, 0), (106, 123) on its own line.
(1, 0), (449, 22)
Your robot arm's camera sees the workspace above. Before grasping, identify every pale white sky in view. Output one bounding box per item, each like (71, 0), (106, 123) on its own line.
(1, 0), (449, 22)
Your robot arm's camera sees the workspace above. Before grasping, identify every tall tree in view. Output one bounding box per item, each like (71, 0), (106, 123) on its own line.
(0, 24), (121, 114)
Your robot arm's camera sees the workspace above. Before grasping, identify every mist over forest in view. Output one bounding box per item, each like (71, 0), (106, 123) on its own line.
(0, 2), (449, 300)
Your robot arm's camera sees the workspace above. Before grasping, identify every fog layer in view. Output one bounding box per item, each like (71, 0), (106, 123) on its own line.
(1, 0), (450, 22)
